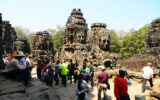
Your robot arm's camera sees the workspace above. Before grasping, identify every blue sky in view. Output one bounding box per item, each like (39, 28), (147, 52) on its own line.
(0, 0), (160, 32)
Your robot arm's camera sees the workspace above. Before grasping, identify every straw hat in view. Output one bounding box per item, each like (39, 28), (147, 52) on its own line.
(14, 51), (25, 57)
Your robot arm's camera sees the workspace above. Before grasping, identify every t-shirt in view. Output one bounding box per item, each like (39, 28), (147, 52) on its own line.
(76, 80), (88, 90)
(114, 76), (128, 99)
(76, 80), (88, 99)
(142, 66), (153, 79)
(96, 71), (108, 83)
(54, 64), (60, 74)
(4, 59), (25, 72)
(68, 63), (75, 73)
(26, 58), (33, 67)
(90, 66), (94, 76)
(60, 63), (68, 75)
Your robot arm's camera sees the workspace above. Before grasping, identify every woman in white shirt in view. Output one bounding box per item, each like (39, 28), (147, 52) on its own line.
(76, 74), (89, 100)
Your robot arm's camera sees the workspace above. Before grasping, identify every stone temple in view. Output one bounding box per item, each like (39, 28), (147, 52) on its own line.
(59, 9), (117, 67)
(0, 13), (4, 69)
(145, 18), (160, 67)
(32, 31), (54, 61)
(13, 39), (31, 54)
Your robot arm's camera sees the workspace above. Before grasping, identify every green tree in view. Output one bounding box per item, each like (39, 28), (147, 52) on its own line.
(48, 25), (65, 52)
(14, 26), (34, 50)
(14, 26), (30, 39)
(26, 33), (35, 50)
(109, 29), (121, 53)
(120, 25), (148, 59)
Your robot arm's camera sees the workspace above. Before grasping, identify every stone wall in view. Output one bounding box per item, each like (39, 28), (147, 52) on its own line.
(2, 21), (15, 54)
(0, 13), (4, 69)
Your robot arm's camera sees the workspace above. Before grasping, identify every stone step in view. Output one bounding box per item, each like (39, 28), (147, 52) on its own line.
(0, 85), (25, 96)
(25, 84), (49, 94)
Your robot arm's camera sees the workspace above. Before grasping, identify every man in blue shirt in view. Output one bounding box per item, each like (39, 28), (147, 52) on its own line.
(54, 60), (60, 85)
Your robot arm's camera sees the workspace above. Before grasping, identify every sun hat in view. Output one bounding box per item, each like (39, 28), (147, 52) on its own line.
(14, 51), (25, 57)
(99, 65), (105, 70)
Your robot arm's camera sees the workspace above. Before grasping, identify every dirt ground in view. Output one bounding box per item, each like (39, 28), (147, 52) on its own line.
(31, 68), (160, 100)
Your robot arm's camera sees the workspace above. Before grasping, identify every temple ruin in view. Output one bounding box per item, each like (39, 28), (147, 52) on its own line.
(0, 13), (4, 69)
(13, 39), (31, 54)
(145, 18), (160, 67)
(59, 9), (117, 67)
(32, 31), (54, 60)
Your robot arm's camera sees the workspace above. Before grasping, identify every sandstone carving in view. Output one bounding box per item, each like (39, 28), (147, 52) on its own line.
(13, 39), (30, 54)
(32, 31), (54, 61)
(59, 9), (117, 67)
(145, 18), (160, 67)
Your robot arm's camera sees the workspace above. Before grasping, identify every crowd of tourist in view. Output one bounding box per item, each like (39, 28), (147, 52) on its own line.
(2, 51), (156, 100)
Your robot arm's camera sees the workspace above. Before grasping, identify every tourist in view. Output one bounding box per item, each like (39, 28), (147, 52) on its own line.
(3, 51), (33, 87)
(142, 63), (154, 93)
(60, 60), (68, 86)
(54, 60), (60, 85)
(26, 55), (33, 67)
(20, 57), (26, 67)
(74, 60), (79, 83)
(26, 55), (33, 78)
(46, 64), (54, 87)
(37, 58), (43, 80)
(68, 59), (75, 83)
(42, 55), (50, 81)
(80, 62), (90, 82)
(89, 62), (94, 88)
(96, 66), (109, 100)
(114, 69), (132, 100)
(76, 74), (89, 100)
(8, 54), (13, 61)
(42, 55), (50, 66)
(3, 54), (9, 65)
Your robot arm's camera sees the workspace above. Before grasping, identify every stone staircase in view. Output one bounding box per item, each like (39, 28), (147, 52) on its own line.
(0, 69), (61, 100)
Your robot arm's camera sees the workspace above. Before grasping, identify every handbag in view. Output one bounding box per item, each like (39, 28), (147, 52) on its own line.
(106, 82), (110, 90)
(117, 77), (130, 100)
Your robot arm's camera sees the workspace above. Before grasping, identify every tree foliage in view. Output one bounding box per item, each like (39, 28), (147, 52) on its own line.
(109, 29), (121, 53)
(14, 26), (35, 50)
(14, 26), (29, 40)
(48, 25), (65, 52)
(120, 25), (148, 59)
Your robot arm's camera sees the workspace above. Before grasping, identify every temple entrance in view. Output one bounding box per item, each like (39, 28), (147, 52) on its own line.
(104, 60), (112, 69)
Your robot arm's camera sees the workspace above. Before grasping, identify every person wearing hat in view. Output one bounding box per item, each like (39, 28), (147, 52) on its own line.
(96, 66), (109, 100)
(4, 51), (33, 87)
(114, 69), (131, 100)
(142, 63), (154, 93)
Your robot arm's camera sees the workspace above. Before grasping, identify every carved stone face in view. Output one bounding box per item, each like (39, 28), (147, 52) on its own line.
(98, 29), (110, 51)
(14, 41), (24, 51)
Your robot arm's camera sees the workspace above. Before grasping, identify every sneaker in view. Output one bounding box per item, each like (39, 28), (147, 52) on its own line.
(24, 82), (34, 87)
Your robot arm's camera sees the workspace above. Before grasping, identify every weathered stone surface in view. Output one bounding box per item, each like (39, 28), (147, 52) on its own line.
(0, 13), (4, 69)
(25, 84), (49, 94)
(145, 18), (160, 68)
(65, 8), (88, 44)
(59, 9), (117, 67)
(0, 76), (61, 100)
(13, 39), (30, 54)
(2, 21), (15, 54)
(88, 23), (110, 51)
(32, 31), (54, 61)
(150, 85), (160, 99)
